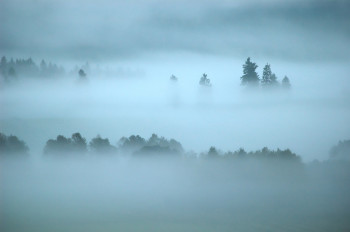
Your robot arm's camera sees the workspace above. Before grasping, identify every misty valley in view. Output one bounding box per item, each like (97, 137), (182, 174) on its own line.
(1, 0), (350, 231)
(1, 53), (350, 231)
(1, 131), (350, 232)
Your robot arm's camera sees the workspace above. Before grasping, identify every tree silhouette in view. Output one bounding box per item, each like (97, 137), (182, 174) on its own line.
(261, 63), (272, 87)
(208, 146), (219, 158)
(44, 133), (87, 155)
(0, 56), (7, 77)
(79, 69), (86, 77)
(282, 76), (291, 89)
(270, 73), (279, 87)
(329, 140), (350, 161)
(0, 56), (7, 67)
(8, 67), (17, 78)
(199, 73), (211, 87)
(89, 135), (117, 154)
(71, 132), (88, 153)
(0, 133), (29, 156)
(119, 134), (183, 155)
(78, 69), (87, 82)
(119, 135), (146, 152)
(241, 57), (259, 87)
(170, 74), (178, 82)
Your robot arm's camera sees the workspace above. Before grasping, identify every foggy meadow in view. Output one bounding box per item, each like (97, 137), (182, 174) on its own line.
(1, 0), (350, 231)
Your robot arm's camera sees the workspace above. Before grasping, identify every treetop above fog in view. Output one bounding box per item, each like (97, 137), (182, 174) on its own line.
(240, 57), (260, 87)
(329, 140), (350, 161)
(0, 132), (29, 156)
(240, 57), (291, 90)
(199, 73), (211, 87)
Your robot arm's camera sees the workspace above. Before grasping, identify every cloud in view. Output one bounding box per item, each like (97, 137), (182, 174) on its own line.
(0, 0), (349, 62)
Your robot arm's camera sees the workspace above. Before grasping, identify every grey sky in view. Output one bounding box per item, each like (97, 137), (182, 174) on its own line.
(1, 0), (349, 62)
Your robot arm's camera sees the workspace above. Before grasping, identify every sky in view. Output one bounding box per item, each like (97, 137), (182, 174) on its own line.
(1, 0), (350, 62)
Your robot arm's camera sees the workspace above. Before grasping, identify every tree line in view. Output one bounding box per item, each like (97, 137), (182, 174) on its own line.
(1, 132), (305, 163)
(171, 57), (291, 89)
(2, 132), (349, 162)
(0, 56), (65, 81)
(0, 56), (91, 83)
(2, 55), (291, 90)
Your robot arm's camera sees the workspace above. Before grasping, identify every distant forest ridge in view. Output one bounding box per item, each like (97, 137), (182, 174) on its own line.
(0, 56), (89, 80)
(1, 132), (349, 163)
(0, 56), (291, 89)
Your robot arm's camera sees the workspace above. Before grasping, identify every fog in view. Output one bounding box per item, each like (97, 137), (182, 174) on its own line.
(1, 54), (349, 161)
(2, 158), (350, 232)
(1, 0), (350, 231)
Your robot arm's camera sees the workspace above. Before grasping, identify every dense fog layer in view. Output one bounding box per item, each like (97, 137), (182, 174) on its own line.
(1, 55), (350, 161)
(1, 0), (350, 231)
(1, 158), (350, 232)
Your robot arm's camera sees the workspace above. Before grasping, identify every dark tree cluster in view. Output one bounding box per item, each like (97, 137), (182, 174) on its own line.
(199, 73), (211, 87)
(329, 140), (350, 161)
(43, 133), (182, 157)
(78, 69), (87, 80)
(2, 131), (314, 165)
(202, 146), (301, 162)
(89, 135), (117, 154)
(0, 132), (29, 157)
(119, 133), (184, 155)
(240, 57), (291, 89)
(44, 133), (88, 156)
(0, 56), (65, 82)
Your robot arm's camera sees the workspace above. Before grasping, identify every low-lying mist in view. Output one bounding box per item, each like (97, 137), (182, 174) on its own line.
(1, 55), (349, 161)
(1, 0), (350, 231)
(1, 156), (350, 232)
(1, 54), (350, 231)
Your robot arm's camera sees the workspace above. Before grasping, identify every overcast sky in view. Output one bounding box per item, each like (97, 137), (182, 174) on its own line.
(1, 0), (349, 62)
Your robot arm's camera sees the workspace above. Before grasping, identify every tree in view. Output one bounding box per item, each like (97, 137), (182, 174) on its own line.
(282, 76), (291, 89)
(208, 146), (219, 158)
(71, 132), (88, 153)
(44, 133), (87, 155)
(170, 74), (178, 82)
(261, 63), (272, 87)
(240, 57), (259, 87)
(0, 56), (7, 80)
(40, 60), (47, 71)
(0, 133), (29, 156)
(90, 135), (117, 154)
(8, 67), (17, 79)
(118, 135), (146, 152)
(78, 69), (87, 80)
(199, 73), (211, 87)
(270, 73), (279, 87)
(261, 63), (279, 88)
(0, 56), (7, 71)
(329, 140), (350, 161)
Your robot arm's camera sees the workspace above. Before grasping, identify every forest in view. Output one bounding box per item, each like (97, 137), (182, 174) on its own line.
(1, 131), (349, 165)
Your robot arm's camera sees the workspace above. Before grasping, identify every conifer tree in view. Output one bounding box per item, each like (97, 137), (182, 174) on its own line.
(282, 76), (291, 89)
(240, 57), (259, 87)
(261, 63), (272, 87)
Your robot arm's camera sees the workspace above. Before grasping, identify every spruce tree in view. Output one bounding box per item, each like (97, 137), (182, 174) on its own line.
(261, 63), (272, 87)
(240, 57), (259, 87)
(282, 76), (291, 89)
(270, 73), (279, 87)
